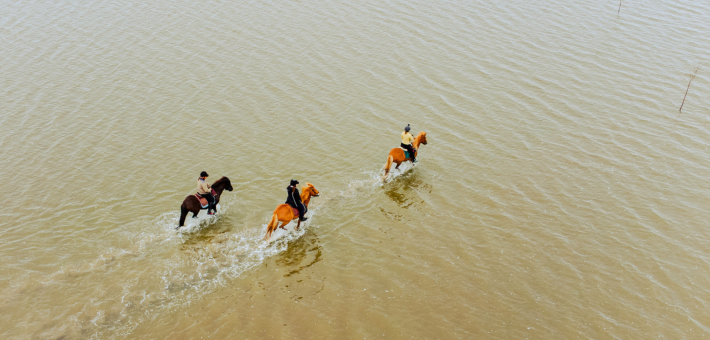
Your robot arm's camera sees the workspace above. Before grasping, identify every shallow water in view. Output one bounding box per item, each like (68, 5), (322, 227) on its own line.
(2, 0), (710, 338)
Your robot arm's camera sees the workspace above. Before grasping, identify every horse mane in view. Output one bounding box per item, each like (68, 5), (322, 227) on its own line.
(414, 132), (426, 143)
(213, 176), (230, 186)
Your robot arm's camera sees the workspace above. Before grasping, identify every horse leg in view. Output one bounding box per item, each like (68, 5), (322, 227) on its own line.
(383, 155), (394, 180)
(278, 221), (289, 230)
(295, 219), (301, 230)
(178, 204), (188, 229)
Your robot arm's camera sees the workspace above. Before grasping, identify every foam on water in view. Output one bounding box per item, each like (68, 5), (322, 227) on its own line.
(175, 203), (226, 233)
(382, 161), (418, 184)
(73, 164), (403, 337)
(67, 194), (329, 338)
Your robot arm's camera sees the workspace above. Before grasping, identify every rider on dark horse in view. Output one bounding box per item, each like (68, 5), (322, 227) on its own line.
(286, 179), (307, 222)
(197, 171), (216, 215)
(401, 124), (417, 163)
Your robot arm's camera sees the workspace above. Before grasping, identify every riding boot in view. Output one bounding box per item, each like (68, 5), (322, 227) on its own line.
(298, 205), (307, 221)
(208, 200), (216, 215)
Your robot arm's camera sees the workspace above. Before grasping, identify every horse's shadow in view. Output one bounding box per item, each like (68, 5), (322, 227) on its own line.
(381, 170), (431, 209)
(275, 228), (323, 277)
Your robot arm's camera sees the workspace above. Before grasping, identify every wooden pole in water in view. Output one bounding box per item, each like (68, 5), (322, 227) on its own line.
(679, 65), (701, 113)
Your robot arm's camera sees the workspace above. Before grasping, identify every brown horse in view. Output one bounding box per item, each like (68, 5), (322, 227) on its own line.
(383, 132), (428, 180)
(263, 183), (320, 241)
(178, 176), (234, 229)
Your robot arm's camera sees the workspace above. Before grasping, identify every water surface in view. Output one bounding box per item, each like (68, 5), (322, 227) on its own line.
(2, 0), (710, 338)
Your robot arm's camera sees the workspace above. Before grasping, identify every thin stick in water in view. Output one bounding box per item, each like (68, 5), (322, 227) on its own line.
(679, 65), (701, 113)
(617, 0), (622, 17)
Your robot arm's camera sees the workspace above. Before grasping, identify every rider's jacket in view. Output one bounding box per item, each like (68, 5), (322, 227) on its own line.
(197, 178), (211, 195)
(285, 185), (303, 208)
(401, 131), (414, 145)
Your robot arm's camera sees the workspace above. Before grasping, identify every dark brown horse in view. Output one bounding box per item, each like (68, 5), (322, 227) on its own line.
(383, 132), (428, 180)
(178, 176), (233, 229)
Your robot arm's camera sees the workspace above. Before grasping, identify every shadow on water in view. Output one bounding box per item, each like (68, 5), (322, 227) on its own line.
(275, 228), (323, 277)
(381, 169), (431, 209)
(179, 216), (236, 247)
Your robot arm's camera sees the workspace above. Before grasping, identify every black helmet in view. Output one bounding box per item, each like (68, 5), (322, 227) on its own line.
(290, 179), (299, 186)
(404, 124), (411, 132)
(200, 171), (209, 177)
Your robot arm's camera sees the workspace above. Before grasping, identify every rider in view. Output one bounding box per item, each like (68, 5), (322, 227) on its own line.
(197, 171), (216, 215)
(286, 179), (307, 222)
(401, 124), (417, 163)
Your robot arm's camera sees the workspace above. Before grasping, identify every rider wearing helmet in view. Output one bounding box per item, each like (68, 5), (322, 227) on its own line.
(197, 171), (216, 215)
(286, 179), (307, 222)
(401, 124), (417, 163)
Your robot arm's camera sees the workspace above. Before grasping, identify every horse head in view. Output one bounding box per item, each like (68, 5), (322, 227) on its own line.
(215, 176), (233, 191)
(418, 132), (428, 145)
(304, 183), (320, 197)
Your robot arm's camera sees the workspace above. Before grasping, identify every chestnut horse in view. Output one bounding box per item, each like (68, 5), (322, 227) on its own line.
(177, 176), (234, 229)
(383, 132), (428, 179)
(263, 183), (320, 241)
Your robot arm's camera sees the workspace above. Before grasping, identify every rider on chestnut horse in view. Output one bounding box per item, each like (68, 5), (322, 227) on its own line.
(286, 179), (308, 222)
(263, 181), (320, 241)
(401, 124), (417, 163)
(197, 171), (216, 215)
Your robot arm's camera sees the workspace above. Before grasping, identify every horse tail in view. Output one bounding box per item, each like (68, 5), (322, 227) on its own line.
(263, 213), (278, 241)
(383, 154), (394, 180)
(178, 203), (188, 228)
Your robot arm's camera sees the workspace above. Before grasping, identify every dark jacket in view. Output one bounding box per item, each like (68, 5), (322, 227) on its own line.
(285, 185), (303, 208)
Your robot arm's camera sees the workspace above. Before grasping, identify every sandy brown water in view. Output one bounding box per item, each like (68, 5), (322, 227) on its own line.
(2, 0), (710, 338)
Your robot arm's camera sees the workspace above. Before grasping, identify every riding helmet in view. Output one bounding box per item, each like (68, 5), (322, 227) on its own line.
(404, 124), (411, 132)
(200, 171), (209, 177)
(290, 179), (299, 186)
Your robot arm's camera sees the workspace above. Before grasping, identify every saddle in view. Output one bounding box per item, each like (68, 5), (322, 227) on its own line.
(195, 189), (217, 209)
(399, 146), (414, 159)
(195, 194), (209, 208)
(290, 203), (308, 217)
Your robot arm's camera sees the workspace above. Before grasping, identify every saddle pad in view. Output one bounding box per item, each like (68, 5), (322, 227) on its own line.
(292, 207), (299, 217)
(399, 147), (413, 159)
(195, 194), (209, 208)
